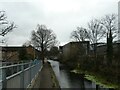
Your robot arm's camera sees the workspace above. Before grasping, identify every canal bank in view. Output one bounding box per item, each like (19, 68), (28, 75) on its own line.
(56, 60), (119, 89)
(71, 69), (118, 89)
(49, 60), (109, 89)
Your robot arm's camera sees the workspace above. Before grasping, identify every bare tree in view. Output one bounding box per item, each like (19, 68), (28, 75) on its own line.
(71, 27), (89, 42)
(0, 11), (16, 37)
(100, 14), (117, 64)
(71, 27), (90, 57)
(87, 19), (106, 44)
(87, 19), (106, 55)
(100, 14), (117, 40)
(0, 11), (16, 61)
(31, 24), (57, 63)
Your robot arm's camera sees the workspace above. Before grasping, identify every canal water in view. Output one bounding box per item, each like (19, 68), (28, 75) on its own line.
(48, 60), (109, 89)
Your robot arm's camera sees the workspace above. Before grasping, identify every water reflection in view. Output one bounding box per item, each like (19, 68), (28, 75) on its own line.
(48, 60), (109, 89)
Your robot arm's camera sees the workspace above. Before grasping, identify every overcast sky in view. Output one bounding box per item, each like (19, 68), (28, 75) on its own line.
(0, 0), (119, 46)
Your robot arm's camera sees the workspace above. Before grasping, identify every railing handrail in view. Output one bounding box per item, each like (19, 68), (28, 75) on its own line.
(0, 62), (31, 69)
(0, 60), (42, 89)
(0, 62), (39, 82)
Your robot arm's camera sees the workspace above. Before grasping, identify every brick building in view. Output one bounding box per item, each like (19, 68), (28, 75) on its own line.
(1, 45), (41, 62)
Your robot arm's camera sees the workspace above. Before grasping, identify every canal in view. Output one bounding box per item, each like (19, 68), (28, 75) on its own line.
(49, 60), (109, 89)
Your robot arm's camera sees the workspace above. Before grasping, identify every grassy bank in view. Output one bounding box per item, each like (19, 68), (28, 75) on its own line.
(71, 69), (119, 89)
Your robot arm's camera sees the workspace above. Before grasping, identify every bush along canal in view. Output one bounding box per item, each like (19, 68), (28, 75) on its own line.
(48, 60), (115, 89)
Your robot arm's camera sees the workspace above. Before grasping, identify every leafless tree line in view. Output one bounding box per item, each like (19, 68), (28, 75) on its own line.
(71, 14), (117, 44)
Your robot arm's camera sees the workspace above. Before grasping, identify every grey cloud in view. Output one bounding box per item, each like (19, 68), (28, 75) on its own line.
(0, 0), (119, 46)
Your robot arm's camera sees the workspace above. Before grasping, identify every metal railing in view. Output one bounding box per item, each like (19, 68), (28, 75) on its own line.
(0, 60), (42, 89)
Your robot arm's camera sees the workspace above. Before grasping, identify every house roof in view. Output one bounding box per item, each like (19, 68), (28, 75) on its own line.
(1, 46), (25, 51)
(62, 41), (89, 47)
(1, 45), (40, 52)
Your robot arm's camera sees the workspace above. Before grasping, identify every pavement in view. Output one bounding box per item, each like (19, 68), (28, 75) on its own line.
(29, 62), (60, 89)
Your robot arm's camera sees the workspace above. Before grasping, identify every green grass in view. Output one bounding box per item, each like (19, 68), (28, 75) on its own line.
(71, 69), (119, 89)
(85, 74), (118, 88)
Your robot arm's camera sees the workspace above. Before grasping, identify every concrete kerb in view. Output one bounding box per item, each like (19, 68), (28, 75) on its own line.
(49, 63), (60, 88)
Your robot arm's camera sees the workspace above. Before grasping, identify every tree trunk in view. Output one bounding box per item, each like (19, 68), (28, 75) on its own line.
(41, 51), (44, 64)
(41, 44), (45, 64)
(107, 30), (113, 66)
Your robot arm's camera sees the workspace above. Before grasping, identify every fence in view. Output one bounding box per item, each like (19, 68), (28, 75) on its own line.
(0, 60), (42, 89)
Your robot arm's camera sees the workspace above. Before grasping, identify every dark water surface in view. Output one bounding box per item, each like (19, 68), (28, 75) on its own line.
(49, 60), (109, 89)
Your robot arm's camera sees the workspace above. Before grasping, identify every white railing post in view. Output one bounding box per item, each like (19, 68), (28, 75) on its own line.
(2, 68), (6, 89)
(28, 61), (32, 85)
(20, 64), (24, 88)
(17, 62), (19, 72)
(11, 62), (14, 75)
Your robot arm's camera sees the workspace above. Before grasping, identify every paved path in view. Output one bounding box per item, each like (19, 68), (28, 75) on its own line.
(30, 62), (60, 89)
(39, 62), (55, 88)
